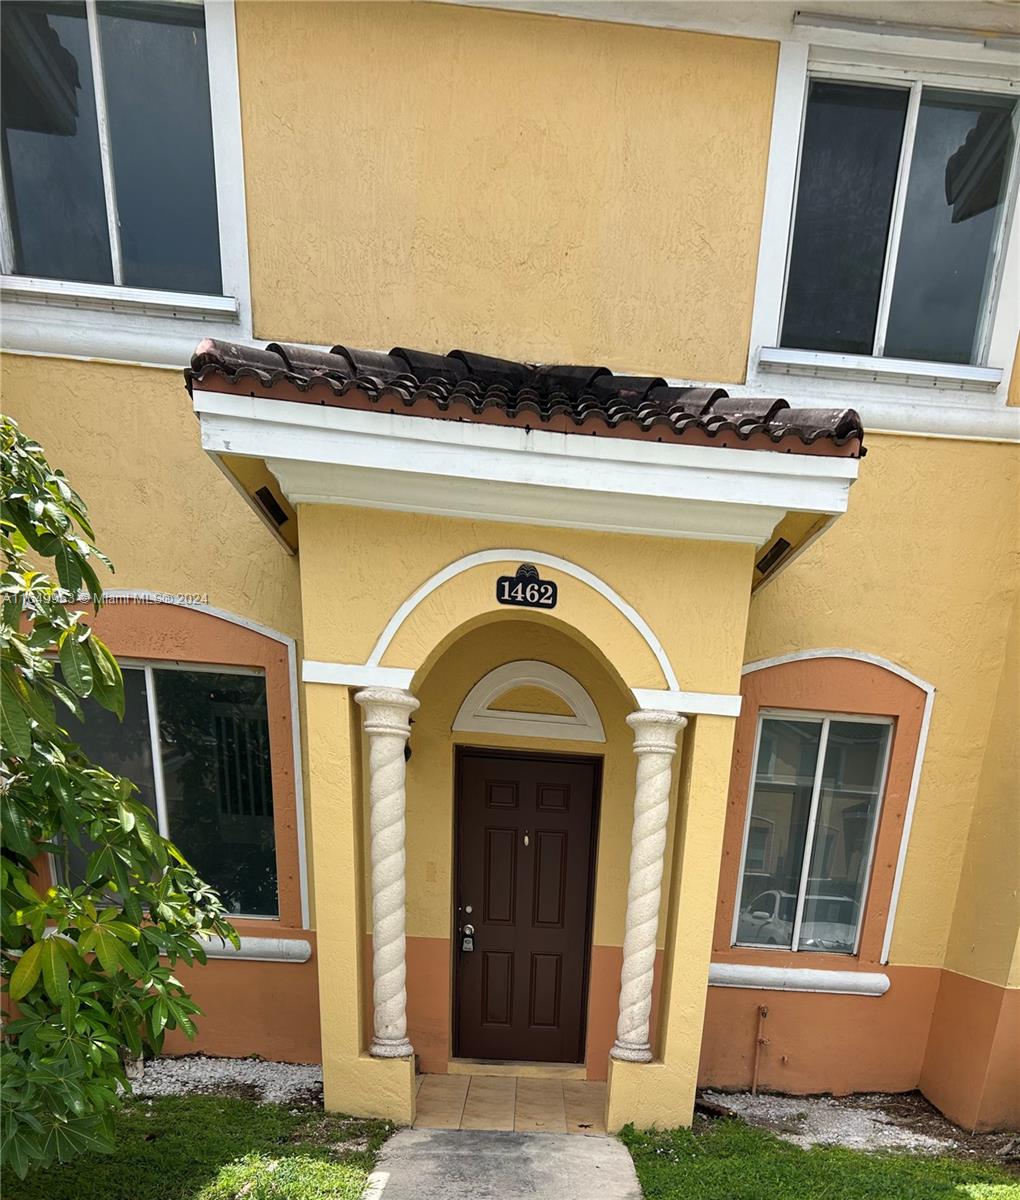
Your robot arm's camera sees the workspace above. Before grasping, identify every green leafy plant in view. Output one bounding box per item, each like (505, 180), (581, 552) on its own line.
(0, 417), (238, 1178)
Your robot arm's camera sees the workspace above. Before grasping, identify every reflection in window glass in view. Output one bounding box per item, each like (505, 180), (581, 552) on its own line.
(735, 714), (891, 955)
(155, 669), (277, 916)
(884, 91), (1017, 365)
(799, 722), (888, 954)
(62, 666), (157, 881)
(735, 719), (821, 949)
(1, 1), (113, 283)
(98, 2), (221, 293)
(781, 81), (908, 355)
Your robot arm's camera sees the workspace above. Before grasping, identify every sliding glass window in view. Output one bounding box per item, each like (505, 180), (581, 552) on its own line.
(734, 713), (892, 955)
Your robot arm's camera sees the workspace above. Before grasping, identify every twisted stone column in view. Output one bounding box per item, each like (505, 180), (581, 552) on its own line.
(355, 687), (419, 1059)
(611, 710), (687, 1063)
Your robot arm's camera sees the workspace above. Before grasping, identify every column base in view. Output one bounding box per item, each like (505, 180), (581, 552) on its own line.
(607, 1058), (696, 1132)
(610, 1039), (653, 1063)
(370, 1036), (414, 1059)
(323, 1052), (416, 1124)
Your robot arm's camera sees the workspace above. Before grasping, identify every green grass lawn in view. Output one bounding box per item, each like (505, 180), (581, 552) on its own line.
(3, 1096), (393, 1200)
(622, 1119), (1020, 1200)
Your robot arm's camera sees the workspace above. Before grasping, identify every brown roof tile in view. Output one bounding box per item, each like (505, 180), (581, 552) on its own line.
(187, 339), (865, 458)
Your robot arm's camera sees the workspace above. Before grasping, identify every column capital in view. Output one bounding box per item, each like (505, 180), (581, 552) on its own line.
(355, 687), (419, 736)
(626, 709), (687, 755)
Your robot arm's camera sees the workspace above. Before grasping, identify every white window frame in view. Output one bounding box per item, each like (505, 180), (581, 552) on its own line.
(730, 708), (893, 957)
(58, 656), (279, 921)
(746, 38), (1020, 441)
(0, 0), (250, 368)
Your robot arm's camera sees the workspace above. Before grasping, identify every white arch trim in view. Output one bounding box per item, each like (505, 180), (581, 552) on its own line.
(365, 548), (681, 692)
(741, 648), (936, 965)
(101, 591), (309, 930)
(453, 660), (606, 744)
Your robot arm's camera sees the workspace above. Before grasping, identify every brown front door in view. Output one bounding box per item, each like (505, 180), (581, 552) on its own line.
(454, 748), (600, 1064)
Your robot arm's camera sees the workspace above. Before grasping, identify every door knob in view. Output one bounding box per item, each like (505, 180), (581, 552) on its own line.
(461, 923), (475, 953)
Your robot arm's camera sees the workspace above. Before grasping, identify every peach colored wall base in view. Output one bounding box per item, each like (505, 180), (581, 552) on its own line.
(921, 970), (1020, 1132)
(698, 965), (941, 1097)
(379, 936), (663, 1081)
(163, 937), (322, 1065)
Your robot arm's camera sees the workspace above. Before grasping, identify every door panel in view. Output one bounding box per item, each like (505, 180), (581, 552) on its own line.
(454, 749), (599, 1063)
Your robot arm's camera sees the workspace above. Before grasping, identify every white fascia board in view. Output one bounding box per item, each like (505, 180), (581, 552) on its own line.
(708, 962), (890, 997)
(194, 391), (857, 545)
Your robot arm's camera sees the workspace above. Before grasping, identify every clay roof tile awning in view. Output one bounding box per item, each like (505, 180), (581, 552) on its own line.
(186, 339), (865, 458)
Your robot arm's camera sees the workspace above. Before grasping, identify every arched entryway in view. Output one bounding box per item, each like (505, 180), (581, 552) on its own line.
(401, 617), (667, 1081)
(303, 537), (748, 1132)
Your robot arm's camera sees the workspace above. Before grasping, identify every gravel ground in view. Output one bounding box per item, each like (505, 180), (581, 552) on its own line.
(699, 1090), (956, 1153)
(134, 1055), (323, 1106)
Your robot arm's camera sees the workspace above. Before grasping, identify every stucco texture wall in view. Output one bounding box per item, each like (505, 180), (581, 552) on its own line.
(745, 432), (1020, 985)
(944, 585), (1019, 989)
(298, 504), (754, 696)
(1, 354), (301, 637)
(235, 1), (777, 381)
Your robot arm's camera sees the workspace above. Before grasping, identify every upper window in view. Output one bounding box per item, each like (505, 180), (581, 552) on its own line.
(1, 1), (221, 294)
(733, 712), (892, 956)
(781, 78), (1017, 366)
(63, 661), (278, 917)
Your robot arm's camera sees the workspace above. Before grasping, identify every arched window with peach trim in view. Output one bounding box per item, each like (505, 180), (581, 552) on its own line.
(714, 651), (935, 971)
(43, 597), (307, 935)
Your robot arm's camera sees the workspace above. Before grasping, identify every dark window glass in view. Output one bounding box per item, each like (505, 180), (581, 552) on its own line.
(736, 716), (890, 956)
(735, 718), (821, 950)
(1, 1), (113, 283)
(799, 721), (889, 955)
(98, 2), (221, 293)
(884, 90), (1017, 365)
(63, 666), (157, 881)
(155, 669), (277, 916)
(781, 81), (908, 355)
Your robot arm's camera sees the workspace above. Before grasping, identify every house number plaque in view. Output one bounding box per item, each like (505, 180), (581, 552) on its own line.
(496, 563), (557, 609)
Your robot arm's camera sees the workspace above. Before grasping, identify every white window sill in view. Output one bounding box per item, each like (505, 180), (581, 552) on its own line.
(742, 348), (1020, 442)
(709, 962), (890, 996)
(198, 936), (312, 964)
(1, 275), (248, 370)
(758, 347), (1002, 393)
(2, 275), (239, 321)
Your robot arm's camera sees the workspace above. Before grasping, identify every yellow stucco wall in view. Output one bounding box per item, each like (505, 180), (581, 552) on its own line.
(745, 432), (1020, 984)
(0, 355), (301, 638)
(1, 353), (315, 920)
(944, 585), (1019, 989)
(608, 712), (736, 1129)
(305, 681), (416, 1119)
(299, 504), (754, 695)
(235, 1), (777, 381)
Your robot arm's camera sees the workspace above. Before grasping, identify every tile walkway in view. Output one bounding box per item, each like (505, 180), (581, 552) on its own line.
(414, 1073), (607, 1135)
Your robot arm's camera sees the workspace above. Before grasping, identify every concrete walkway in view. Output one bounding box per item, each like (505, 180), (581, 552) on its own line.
(364, 1128), (643, 1200)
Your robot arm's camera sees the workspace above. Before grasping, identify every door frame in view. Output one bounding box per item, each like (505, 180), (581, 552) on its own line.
(451, 745), (603, 1064)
